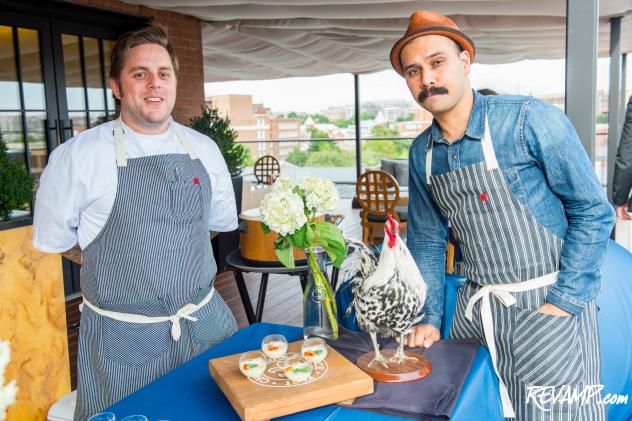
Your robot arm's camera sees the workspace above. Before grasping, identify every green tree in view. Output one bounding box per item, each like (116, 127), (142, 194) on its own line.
(308, 127), (330, 139)
(306, 149), (355, 167)
(311, 114), (330, 124)
(0, 131), (34, 220)
(396, 112), (415, 122)
(596, 112), (608, 124)
(189, 104), (248, 177)
(360, 112), (375, 121)
(333, 118), (350, 128)
(286, 146), (308, 166)
(371, 124), (400, 138)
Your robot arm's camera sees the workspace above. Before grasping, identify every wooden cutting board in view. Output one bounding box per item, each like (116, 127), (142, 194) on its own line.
(209, 340), (374, 421)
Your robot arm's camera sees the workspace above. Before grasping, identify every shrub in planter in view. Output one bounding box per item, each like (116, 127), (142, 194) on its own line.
(189, 104), (248, 178)
(0, 131), (34, 221)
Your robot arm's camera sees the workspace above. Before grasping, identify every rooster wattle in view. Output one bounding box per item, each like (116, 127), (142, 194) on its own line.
(340, 214), (427, 368)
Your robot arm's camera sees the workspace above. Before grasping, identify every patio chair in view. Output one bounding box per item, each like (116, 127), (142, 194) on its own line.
(253, 155), (281, 185)
(355, 169), (407, 244)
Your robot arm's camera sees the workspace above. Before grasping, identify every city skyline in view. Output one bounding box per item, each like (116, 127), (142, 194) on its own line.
(205, 58), (615, 115)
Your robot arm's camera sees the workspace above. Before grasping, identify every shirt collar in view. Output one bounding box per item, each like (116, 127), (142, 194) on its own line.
(426, 90), (486, 148)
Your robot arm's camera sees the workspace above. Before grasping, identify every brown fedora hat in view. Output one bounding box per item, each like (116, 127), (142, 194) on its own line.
(390, 10), (475, 76)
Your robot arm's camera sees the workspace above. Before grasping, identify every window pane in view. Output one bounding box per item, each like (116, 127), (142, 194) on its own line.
(25, 111), (47, 179)
(89, 111), (105, 128)
(0, 26), (21, 110)
(18, 28), (45, 110)
(84, 37), (105, 110)
(62, 34), (85, 110)
(103, 39), (116, 110)
(68, 111), (87, 137)
(0, 112), (25, 163)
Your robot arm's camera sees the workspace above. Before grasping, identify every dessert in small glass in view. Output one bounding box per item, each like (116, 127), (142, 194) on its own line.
(261, 334), (288, 359)
(283, 356), (313, 383)
(301, 338), (328, 364)
(239, 351), (267, 378)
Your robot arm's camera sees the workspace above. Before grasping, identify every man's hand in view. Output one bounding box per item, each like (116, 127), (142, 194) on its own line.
(537, 303), (571, 317)
(405, 324), (440, 348)
(615, 203), (632, 221)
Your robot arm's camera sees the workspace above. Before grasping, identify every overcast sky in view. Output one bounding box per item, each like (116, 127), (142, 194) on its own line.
(205, 58), (614, 114)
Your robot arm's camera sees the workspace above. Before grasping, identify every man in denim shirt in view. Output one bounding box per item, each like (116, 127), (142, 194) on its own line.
(390, 10), (615, 420)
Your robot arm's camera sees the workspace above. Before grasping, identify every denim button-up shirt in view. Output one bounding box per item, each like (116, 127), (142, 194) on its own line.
(407, 90), (616, 330)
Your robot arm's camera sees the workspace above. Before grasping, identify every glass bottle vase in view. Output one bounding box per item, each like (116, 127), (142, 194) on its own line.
(303, 246), (338, 340)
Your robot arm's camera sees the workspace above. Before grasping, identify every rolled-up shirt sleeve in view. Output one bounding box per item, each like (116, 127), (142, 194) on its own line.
(523, 101), (616, 315)
(33, 142), (84, 253)
(407, 138), (449, 331)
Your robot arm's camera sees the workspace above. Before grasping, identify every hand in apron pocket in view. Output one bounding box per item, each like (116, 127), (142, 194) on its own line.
(511, 307), (584, 387)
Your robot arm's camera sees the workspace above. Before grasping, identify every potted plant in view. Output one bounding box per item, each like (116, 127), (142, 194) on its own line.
(189, 104), (248, 214)
(0, 131), (34, 222)
(189, 104), (249, 269)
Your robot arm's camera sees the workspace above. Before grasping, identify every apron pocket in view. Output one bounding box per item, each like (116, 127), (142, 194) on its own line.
(191, 290), (237, 346)
(511, 307), (583, 387)
(170, 181), (203, 222)
(101, 298), (171, 367)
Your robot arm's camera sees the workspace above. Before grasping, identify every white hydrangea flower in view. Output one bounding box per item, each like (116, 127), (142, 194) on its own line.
(272, 175), (297, 193)
(298, 176), (339, 213)
(260, 191), (307, 236)
(0, 341), (18, 421)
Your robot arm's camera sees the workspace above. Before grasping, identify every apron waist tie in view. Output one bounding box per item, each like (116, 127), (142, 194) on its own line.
(464, 271), (559, 418)
(82, 287), (216, 341)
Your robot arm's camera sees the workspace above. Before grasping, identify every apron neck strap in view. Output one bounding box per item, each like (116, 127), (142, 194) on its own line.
(112, 119), (197, 167)
(426, 113), (499, 185)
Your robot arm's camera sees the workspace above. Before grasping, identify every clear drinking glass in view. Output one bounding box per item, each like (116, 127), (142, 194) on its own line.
(301, 337), (328, 364)
(120, 416), (148, 421)
(261, 334), (288, 359)
(239, 350), (267, 378)
(283, 356), (313, 383)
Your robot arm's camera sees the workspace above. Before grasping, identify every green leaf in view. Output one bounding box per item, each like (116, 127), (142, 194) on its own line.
(274, 236), (295, 269)
(313, 221), (348, 267)
(288, 225), (307, 249)
(260, 222), (270, 234)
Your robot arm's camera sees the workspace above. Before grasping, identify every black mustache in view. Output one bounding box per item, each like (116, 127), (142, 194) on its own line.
(419, 86), (449, 102)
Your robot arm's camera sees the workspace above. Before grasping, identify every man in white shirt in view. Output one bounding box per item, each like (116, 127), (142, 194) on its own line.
(33, 24), (238, 419)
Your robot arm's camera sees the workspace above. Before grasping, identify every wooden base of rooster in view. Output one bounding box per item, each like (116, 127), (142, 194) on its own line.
(357, 349), (432, 383)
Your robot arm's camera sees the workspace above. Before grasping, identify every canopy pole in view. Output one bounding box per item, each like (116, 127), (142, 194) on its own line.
(354, 73), (362, 179)
(565, 0), (599, 162)
(607, 16), (623, 201)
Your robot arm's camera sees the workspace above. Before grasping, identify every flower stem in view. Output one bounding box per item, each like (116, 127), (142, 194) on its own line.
(307, 245), (338, 337)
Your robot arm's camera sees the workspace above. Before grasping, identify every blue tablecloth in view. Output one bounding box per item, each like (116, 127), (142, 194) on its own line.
(107, 323), (503, 420)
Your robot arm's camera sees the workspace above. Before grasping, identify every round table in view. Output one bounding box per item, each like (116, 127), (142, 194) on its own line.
(224, 249), (310, 324)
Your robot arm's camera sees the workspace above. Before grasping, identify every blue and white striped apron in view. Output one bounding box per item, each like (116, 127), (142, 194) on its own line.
(426, 115), (604, 420)
(74, 120), (237, 420)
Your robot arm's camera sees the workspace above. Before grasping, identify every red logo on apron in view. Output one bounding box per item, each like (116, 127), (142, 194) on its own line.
(193, 178), (200, 185)
(480, 193), (488, 202)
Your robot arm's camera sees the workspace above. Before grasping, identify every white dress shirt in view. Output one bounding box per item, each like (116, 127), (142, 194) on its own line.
(33, 118), (238, 253)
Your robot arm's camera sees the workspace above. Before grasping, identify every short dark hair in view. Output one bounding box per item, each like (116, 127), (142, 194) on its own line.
(110, 24), (178, 106)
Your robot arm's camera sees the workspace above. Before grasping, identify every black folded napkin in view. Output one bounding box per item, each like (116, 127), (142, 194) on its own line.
(326, 328), (478, 420)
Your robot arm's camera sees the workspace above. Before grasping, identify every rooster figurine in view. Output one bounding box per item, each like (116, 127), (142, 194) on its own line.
(340, 214), (427, 368)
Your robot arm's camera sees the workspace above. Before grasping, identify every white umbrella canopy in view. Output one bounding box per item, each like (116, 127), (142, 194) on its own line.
(122, 0), (632, 82)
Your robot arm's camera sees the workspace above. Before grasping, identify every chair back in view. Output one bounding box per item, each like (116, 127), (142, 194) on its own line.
(356, 169), (401, 219)
(254, 155), (280, 185)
